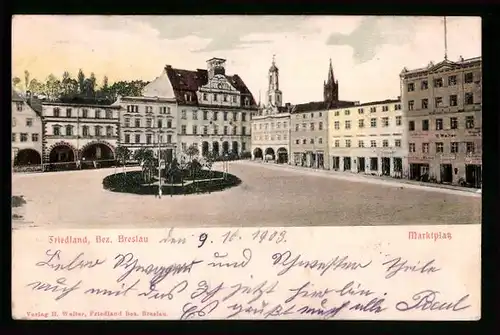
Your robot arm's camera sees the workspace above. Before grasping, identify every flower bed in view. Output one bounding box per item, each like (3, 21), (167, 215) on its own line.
(102, 170), (242, 195)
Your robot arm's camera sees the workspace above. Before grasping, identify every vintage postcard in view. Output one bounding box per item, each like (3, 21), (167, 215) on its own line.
(11, 15), (481, 320)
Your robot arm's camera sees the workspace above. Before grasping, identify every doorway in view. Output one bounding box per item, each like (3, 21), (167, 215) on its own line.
(465, 164), (482, 188)
(357, 157), (365, 172)
(332, 156), (340, 170)
(382, 157), (390, 176)
(343, 157), (351, 171)
(440, 164), (453, 183)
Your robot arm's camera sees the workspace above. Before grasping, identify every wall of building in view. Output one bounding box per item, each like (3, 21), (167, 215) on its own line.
(11, 99), (43, 164)
(328, 100), (405, 176)
(251, 113), (290, 161)
(290, 110), (329, 168)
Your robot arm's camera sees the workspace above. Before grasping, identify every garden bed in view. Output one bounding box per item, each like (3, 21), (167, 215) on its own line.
(102, 170), (241, 195)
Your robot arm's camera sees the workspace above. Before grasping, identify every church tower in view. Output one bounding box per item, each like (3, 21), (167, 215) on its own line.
(324, 59), (339, 104)
(267, 55), (283, 107)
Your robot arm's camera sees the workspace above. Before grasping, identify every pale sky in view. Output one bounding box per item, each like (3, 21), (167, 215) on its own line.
(12, 15), (481, 104)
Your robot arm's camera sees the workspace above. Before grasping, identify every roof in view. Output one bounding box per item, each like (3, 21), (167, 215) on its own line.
(355, 99), (400, 107)
(292, 100), (356, 113)
(164, 65), (257, 108)
(141, 69), (176, 100)
(43, 95), (119, 108)
(401, 56), (482, 76)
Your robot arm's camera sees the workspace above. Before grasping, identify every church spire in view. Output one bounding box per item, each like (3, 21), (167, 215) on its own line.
(324, 58), (339, 104)
(327, 58), (335, 84)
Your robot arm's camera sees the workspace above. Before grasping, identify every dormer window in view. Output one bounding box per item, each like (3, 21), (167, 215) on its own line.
(224, 95), (228, 102)
(203, 93), (207, 101)
(245, 98), (250, 106)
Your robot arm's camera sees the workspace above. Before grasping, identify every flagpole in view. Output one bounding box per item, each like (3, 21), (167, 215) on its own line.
(444, 16), (448, 60)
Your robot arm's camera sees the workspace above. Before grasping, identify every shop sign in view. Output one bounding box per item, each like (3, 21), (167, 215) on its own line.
(439, 154), (456, 161)
(466, 129), (481, 137)
(435, 133), (457, 139)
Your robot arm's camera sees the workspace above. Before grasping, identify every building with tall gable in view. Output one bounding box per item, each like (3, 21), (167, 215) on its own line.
(11, 89), (43, 168)
(251, 56), (294, 163)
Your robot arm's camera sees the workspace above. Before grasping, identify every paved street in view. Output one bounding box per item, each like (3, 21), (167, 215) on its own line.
(12, 161), (481, 229)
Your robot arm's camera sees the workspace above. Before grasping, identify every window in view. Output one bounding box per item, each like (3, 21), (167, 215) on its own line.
(448, 75), (457, 86)
(127, 105), (139, 113)
(223, 126), (228, 135)
(167, 135), (172, 144)
(283, 122), (287, 129)
(395, 139), (401, 147)
(11, 133), (16, 142)
(135, 118), (141, 127)
(82, 126), (89, 137)
(422, 119), (429, 131)
(370, 107), (376, 113)
(146, 134), (152, 144)
(382, 106), (389, 112)
(213, 94), (218, 101)
(284, 134), (287, 140)
(95, 110), (101, 119)
(106, 110), (113, 119)
(232, 96), (237, 103)
(421, 80), (428, 90)
(242, 113), (246, 122)
(345, 139), (351, 147)
(436, 142), (444, 153)
(436, 118), (443, 130)
(408, 100), (414, 111)
(245, 98), (250, 106)
(106, 126), (113, 137)
(223, 95), (228, 102)
(303, 139), (307, 144)
(213, 112), (218, 121)
(54, 108), (60, 117)
(344, 110), (350, 116)
(66, 108), (72, 117)
(124, 134), (130, 143)
(167, 120), (172, 128)
(334, 111), (340, 116)
(192, 125), (198, 135)
(409, 120), (415, 131)
(381, 117), (389, 127)
(407, 83), (415, 92)
(464, 72), (473, 83)
(295, 124), (299, 131)
(311, 123), (315, 130)
(277, 122), (281, 129)
(203, 111), (208, 120)
(334, 140), (340, 147)
(450, 117), (458, 129)
(20, 133), (28, 142)
(370, 118), (377, 128)
(345, 120), (351, 129)
(421, 99), (428, 109)
(157, 120), (162, 128)
(242, 126), (246, 135)
(16, 102), (23, 111)
(203, 93), (207, 101)
(434, 78), (443, 87)
(213, 125), (218, 135)
(181, 125), (187, 135)
(66, 125), (73, 136)
(466, 142), (475, 154)
(233, 112), (238, 121)
(409, 143), (416, 152)
(160, 106), (168, 114)
(334, 121), (340, 130)
(450, 95), (458, 106)
(295, 139), (300, 144)
(233, 126), (237, 135)
(396, 116), (402, 126)
(358, 119), (364, 128)
(358, 140), (364, 148)
(146, 119), (152, 128)
(316, 137), (321, 144)
(465, 93), (474, 105)
(82, 109), (88, 118)
(179, 110), (186, 120)
(94, 126), (101, 136)
(124, 118), (130, 127)
(311, 113), (314, 118)
(32, 133), (39, 142)
(395, 104), (401, 110)
(466, 116), (474, 129)
(435, 97), (443, 107)
(383, 140), (389, 147)
(370, 140), (376, 148)
(135, 134), (141, 143)
(12, 117), (16, 126)
(319, 112), (323, 117)
(26, 118), (33, 127)
(422, 143), (429, 153)
(203, 126), (208, 135)
(451, 142), (459, 153)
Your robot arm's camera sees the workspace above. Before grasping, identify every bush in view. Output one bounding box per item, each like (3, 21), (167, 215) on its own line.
(12, 196), (26, 208)
(103, 169), (241, 195)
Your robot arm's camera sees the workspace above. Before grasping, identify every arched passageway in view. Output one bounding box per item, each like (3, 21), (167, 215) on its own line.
(222, 141), (230, 155)
(277, 147), (288, 164)
(81, 143), (115, 161)
(232, 141), (239, 155)
(253, 147), (263, 159)
(265, 147), (275, 161)
(212, 142), (220, 157)
(202, 141), (209, 156)
(14, 149), (42, 166)
(49, 144), (75, 163)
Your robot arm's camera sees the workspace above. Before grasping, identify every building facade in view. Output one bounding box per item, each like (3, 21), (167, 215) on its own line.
(40, 97), (121, 166)
(291, 60), (355, 169)
(328, 99), (404, 177)
(251, 57), (293, 163)
(11, 89), (43, 166)
(400, 56), (482, 187)
(115, 69), (178, 161)
(165, 58), (256, 159)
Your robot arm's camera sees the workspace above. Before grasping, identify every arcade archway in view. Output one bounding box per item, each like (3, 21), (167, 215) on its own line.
(232, 141), (239, 155)
(202, 141), (209, 156)
(265, 147), (275, 160)
(81, 142), (115, 161)
(212, 142), (220, 156)
(222, 141), (230, 155)
(253, 147), (263, 159)
(14, 149), (42, 166)
(277, 147), (288, 164)
(49, 143), (76, 163)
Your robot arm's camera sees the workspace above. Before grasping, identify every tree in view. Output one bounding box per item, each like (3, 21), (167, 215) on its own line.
(115, 146), (131, 173)
(184, 144), (200, 183)
(77, 69), (85, 94)
(89, 72), (97, 94)
(28, 79), (44, 96)
(45, 74), (61, 100)
(24, 70), (30, 92)
(12, 77), (21, 88)
(133, 148), (155, 183)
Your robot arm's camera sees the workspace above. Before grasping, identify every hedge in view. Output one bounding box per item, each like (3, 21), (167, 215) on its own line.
(102, 170), (242, 195)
